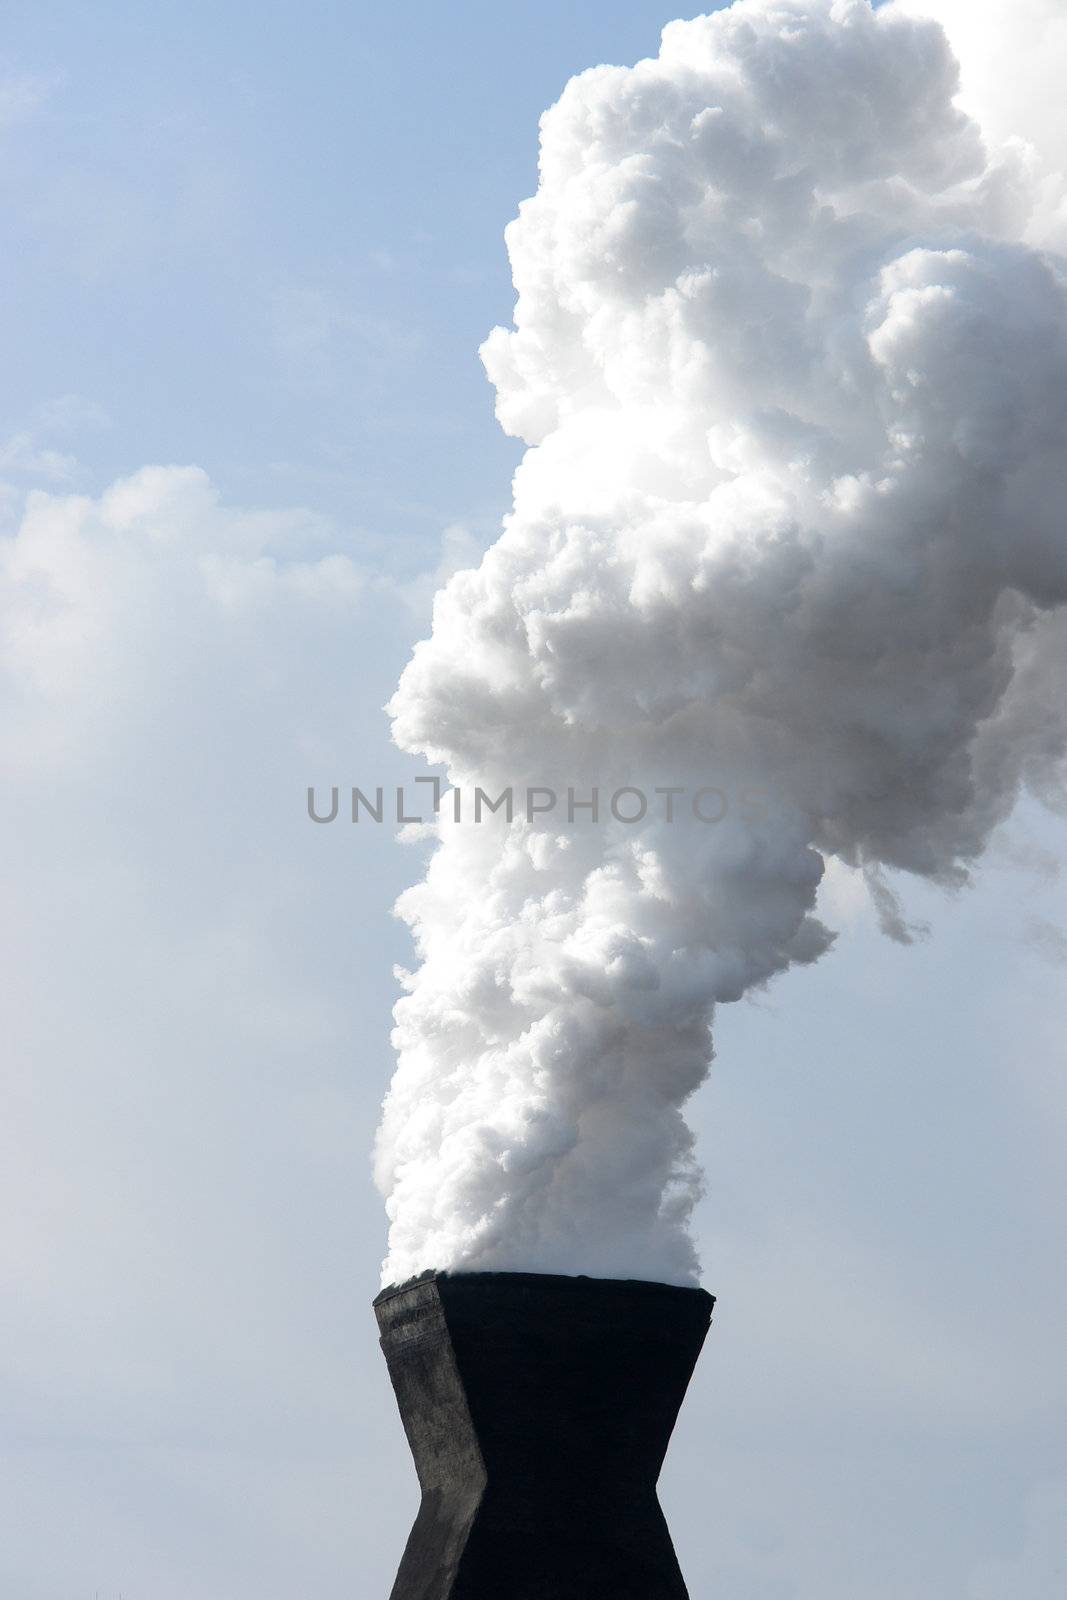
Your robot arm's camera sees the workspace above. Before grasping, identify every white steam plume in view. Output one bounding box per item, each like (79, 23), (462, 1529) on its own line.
(375, 0), (1067, 1286)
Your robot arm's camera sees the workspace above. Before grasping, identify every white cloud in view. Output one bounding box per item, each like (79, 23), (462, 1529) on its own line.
(0, 67), (60, 130)
(0, 465), (373, 771)
(0, 456), (439, 1595)
(0, 430), (77, 484)
(893, 0), (1067, 251)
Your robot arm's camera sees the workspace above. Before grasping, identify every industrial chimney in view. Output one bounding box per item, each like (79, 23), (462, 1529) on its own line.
(374, 1270), (714, 1599)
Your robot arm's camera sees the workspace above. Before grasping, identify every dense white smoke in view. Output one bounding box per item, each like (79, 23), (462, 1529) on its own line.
(375, 0), (1067, 1286)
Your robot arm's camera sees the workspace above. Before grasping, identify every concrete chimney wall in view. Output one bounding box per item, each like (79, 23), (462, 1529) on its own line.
(374, 1271), (714, 1600)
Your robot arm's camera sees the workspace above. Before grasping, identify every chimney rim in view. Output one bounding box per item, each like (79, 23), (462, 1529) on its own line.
(374, 1267), (715, 1310)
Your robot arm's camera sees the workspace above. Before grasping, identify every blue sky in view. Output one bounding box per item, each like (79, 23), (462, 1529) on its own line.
(1, 4), (1065, 1598)
(3, 1), (703, 552)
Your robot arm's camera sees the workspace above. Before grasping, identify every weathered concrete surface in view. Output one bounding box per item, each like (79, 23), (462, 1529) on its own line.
(374, 1270), (714, 1600)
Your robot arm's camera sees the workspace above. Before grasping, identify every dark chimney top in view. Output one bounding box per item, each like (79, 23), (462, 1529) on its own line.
(374, 1269), (714, 1599)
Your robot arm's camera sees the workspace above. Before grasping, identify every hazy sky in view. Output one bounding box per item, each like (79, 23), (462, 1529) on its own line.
(2, 3), (1065, 1598)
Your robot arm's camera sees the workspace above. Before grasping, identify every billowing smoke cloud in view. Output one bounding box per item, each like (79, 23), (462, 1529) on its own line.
(375, 0), (1067, 1286)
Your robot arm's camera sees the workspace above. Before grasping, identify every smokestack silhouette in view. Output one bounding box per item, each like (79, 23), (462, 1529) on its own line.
(374, 1271), (714, 1600)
